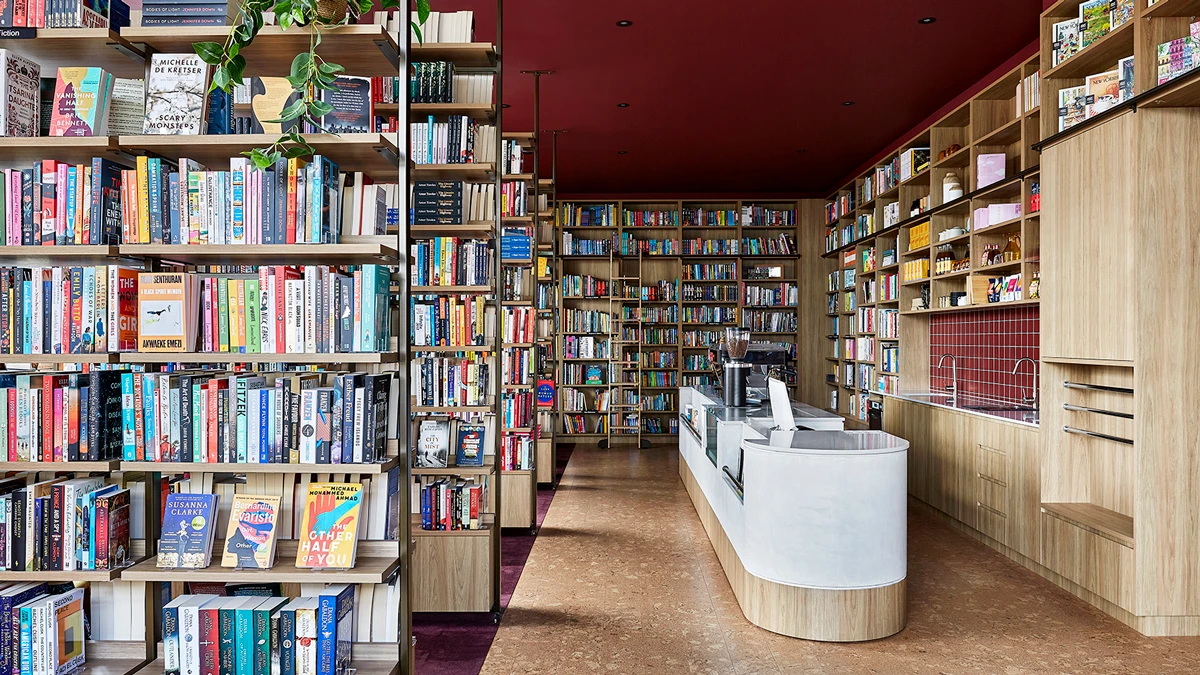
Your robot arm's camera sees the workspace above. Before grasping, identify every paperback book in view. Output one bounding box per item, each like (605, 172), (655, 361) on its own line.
(221, 494), (280, 569)
(157, 492), (219, 569)
(296, 482), (362, 569)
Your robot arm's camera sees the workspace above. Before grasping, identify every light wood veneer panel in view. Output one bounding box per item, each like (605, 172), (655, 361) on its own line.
(797, 199), (829, 410)
(411, 532), (494, 612)
(499, 471), (536, 529)
(1041, 509), (1136, 612)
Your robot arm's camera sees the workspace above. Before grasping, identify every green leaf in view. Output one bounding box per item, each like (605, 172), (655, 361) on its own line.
(410, 22), (423, 44)
(286, 74), (307, 89)
(192, 41), (225, 65)
(267, 99), (308, 122)
(284, 145), (311, 159)
(227, 55), (247, 84)
(290, 52), (312, 80)
(380, 0), (398, 9)
(278, 10), (293, 30)
(211, 66), (231, 91)
(416, 0), (430, 24)
(353, 0), (372, 14)
(317, 61), (344, 75)
(309, 100), (334, 116)
(247, 147), (279, 171)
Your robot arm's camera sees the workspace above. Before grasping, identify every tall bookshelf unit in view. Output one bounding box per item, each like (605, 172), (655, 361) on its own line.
(408, 21), (503, 615)
(534, 136), (559, 485)
(553, 200), (801, 448)
(820, 54), (1042, 425)
(0, 17), (410, 675)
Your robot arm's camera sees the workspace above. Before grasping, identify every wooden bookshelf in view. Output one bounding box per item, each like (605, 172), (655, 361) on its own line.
(0, 136), (120, 165)
(120, 453), (401, 475)
(410, 42), (497, 67)
(118, 351), (398, 364)
(119, 242), (400, 264)
(9, 28), (146, 77)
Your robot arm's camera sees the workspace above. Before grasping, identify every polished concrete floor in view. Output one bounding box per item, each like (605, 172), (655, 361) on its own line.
(479, 445), (1200, 674)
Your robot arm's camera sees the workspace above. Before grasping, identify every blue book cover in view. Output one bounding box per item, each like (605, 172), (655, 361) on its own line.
(21, 280), (31, 354)
(168, 172), (181, 244)
(234, 597), (264, 675)
(121, 374), (136, 460)
(207, 89), (233, 135)
(258, 389), (271, 463)
(0, 584), (47, 675)
(316, 585), (353, 675)
(157, 493), (218, 568)
(64, 165), (78, 244)
(262, 168), (275, 244)
(148, 158), (163, 243)
(143, 374), (156, 459)
(18, 601), (34, 674)
(232, 164), (244, 243)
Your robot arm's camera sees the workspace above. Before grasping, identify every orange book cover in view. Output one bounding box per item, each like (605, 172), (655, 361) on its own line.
(296, 482), (362, 569)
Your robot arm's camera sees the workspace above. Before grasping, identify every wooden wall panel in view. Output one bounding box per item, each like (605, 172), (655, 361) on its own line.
(1041, 112), (1136, 362)
(1134, 107), (1200, 617)
(797, 199), (829, 410)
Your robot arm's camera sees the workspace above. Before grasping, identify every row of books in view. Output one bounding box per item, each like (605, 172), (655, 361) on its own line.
(563, 308), (611, 333)
(558, 203), (616, 228)
(562, 335), (609, 359)
(499, 434), (533, 471)
(409, 9), (475, 43)
(561, 232), (614, 256)
(500, 391), (534, 428)
(501, 306), (535, 344)
(410, 294), (492, 348)
(137, 0), (233, 27)
(681, 306), (736, 324)
(0, 0), (127, 27)
(410, 237), (492, 287)
(681, 262), (737, 280)
(410, 61), (492, 104)
(561, 363), (610, 386)
(410, 180), (501, 225)
(680, 238), (738, 256)
(561, 274), (609, 298)
(742, 310), (798, 333)
(1057, 59), (1135, 132)
(409, 117), (495, 165)
(0, 477), (129, 574)
(163, 585), (356, 675)
(414, 418), (487, 468)
(742, 283), (798, 307)
(417, 477), (486, 531)
(499, 347), (533, 386)
(409, 355), (492, 408)
(0, 584), (85, 675)
(621, 280), (677, 302)
(1157, 22), (1200, 86)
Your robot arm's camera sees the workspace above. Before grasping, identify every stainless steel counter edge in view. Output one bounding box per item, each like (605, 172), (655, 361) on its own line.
(879, 392), (1040, 429)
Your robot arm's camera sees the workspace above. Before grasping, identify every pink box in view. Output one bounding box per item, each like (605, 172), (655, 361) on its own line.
(973, 207), (990, 230)
(987, 203), (1022, 223)
(977, 153), (1007, 189)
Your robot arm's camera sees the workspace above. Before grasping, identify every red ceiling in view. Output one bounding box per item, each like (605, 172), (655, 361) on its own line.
(438, 1), (1046, 197)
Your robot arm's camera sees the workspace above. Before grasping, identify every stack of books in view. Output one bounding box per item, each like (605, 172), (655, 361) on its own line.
(0, 0), (129, 27)
(0, 476), (131, 572)
(409, 10), (474, 43)
(0, 584), (87, 675)
(137, 0), (237, 27)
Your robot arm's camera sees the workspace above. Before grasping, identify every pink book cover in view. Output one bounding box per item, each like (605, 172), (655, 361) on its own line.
(976, 153), (1006, 189)
(203, 278), (214, 352)
(56, 164), (67, 243)
(7, 389), (15, 461)
(6, 172), (15, 245)
(53, 386), (63, 462)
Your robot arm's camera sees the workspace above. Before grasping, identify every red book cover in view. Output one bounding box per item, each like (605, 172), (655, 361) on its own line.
(116, 268), (139, 351)
(469, 485), (479, 523)
(52, 386), (62, 462)
(200, 601), (220, 675)
(443, 486), (452, 530)
(60, 276), (69, 351)
(55, 164), (67, 243)
(132, 374), (144, 460)
(50, 485), (63, 569)
(207, 379), (227, 463)
(41, 375), (55, 461)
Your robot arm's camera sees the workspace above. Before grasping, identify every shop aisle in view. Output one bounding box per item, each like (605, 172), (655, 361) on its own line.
(479, 445), (1200, 675)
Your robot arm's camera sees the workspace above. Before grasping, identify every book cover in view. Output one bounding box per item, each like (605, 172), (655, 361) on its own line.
(1057, 85), (1087, 132)
(249, 77), (302, 135)
(416, 419), (449, 468)
(454, 424), (485, 467)
(0, 49), (41, 137)
(1113, 0), (1134, 27)
(107, 77), (145, 135)
(50, 588), (86, 675)
(158, 492), (218, 569)
(138, 272), (190, 352)
(115, 267), (139, 351)
(1052, 18), (1080, 67)
(1084, 68), (1120, 118)
(295, 482), (362, 569)
(315, 584), (353, 675)
(49, 67), (111, 137)
(143, 53), (210, 135)
(1079, 0), (1111, 49)
(221, 494), (280, 569)
(319, 76), (372, 133)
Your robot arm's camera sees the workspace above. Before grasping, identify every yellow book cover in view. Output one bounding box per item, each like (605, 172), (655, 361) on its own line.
(296, 482), (362, 569)
(221, 494), (281, 569)
(136, 155), (150, 244)
(138, 272), (189, 352)
(235, 279), (247, 354)
(227, 279), (241, 353)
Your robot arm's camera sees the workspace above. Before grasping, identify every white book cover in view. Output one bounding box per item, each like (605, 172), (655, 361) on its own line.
(351, 387), (365, 462)
(106, 265), (118, 352)
(303, 267), (316, 354)
(144, 54), (210, 135)
(285, 279), (303, 353)
(107, 78), (146, 136)
(0, 50), (41, 137)
(294, 599), (319, 675)
(51, 267), (63, 354)
(299, 388), (317, 463)
(265, 273), (277, 353)
(31, 268), (43, 354)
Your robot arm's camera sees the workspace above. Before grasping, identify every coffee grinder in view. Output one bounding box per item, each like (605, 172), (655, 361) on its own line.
(721, 327), (752, 408)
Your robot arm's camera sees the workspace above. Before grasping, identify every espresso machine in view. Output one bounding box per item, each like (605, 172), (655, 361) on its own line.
(710, 328), (794, 408)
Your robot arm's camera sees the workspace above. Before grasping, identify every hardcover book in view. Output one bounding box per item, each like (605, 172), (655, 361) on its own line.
(143, 53), (210, 135)
(416, 419), (449, 468)
(49, 588), (86, 675)
(49, 67), (112, 137)
(319, 76), (372, 133)
(137, 272), (197, 352)
(454, 424), (485, 467)
(221, 494), (280, 569)
(0, 50), (41, 137)
(295, 482), (362, 569)
(157, 492), (219, 569)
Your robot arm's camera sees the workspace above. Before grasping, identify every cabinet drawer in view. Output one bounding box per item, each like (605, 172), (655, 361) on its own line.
(976, 475), (1007, 514)
(976, 502), (1007, 544)
(1041, 510), (1135, 611)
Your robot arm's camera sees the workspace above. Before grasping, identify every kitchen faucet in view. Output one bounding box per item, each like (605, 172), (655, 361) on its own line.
(937, 354), (958, 403)
(1012, 358), (1039, 409)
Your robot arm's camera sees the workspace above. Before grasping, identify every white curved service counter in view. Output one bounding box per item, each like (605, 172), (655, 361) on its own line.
(678, 387), (909, 642)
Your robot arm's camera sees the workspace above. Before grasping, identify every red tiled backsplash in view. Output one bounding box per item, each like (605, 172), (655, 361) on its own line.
(929, 306), (1039, 403)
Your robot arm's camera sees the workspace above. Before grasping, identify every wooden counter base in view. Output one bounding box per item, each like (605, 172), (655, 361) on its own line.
(679, 457), (907, 641)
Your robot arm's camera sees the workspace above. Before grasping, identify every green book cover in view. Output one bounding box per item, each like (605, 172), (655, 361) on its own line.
(246, 279), (261, 353)
(217, 279), (230, 352)
(235, 598), (265, 675)
(253, 598), (288, 675)
(218, 599), (242, 675)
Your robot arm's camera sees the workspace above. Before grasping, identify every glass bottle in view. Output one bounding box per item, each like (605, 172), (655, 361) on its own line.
(936, 245), (953, 275)
(1003, 234), (1022, 262)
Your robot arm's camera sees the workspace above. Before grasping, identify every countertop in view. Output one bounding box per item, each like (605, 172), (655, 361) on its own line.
(882, 391), (1040, 428)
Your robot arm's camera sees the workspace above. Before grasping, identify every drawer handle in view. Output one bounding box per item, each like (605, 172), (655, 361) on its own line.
(1063, 426), (1133, 445)
(1063, 403), (1133, 420)
(1063, 381), (1133, 395)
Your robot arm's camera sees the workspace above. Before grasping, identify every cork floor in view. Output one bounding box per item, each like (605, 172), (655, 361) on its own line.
(479, 444), (1200, 675)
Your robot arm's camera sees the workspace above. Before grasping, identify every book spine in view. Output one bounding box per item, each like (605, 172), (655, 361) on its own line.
(200, 606), (220, 675)
(316, 595), (335, 675)
(163, 603), (181, 675)
(279, 608), (295, 675)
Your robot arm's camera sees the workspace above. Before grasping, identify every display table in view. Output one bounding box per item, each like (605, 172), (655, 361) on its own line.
(679, 386), (909, 641)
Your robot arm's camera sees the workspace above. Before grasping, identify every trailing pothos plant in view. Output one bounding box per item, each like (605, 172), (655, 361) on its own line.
(192, 0), (432, 170)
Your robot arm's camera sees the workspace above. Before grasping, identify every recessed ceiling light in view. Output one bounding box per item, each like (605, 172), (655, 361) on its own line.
(918, 17), (936, 24)
(842, 101), (855, 106)
(796, 149), (807, 153)
(501, 103), (510, 108)
(617, 103), (629, 108)
(617, 150), (628, 155)
(616, 20), (632, 27)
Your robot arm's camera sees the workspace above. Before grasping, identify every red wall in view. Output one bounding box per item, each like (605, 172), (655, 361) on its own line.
(928, 306), (1039, 403)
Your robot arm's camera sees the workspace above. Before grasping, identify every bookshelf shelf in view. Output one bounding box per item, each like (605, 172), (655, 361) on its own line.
(118, 352), (398, 364)
(409, 223), (496, 236)
(411, 163), (495, 180)
(410, 285), (493, 293)
(118, 134), (400, 180)
(69, 658), (150, 675)
(0, 353), (119, 364)
(119, 454), (400, 475)
(411, 405), (493, 413)
(410, 102), (496, 121)
(121, 555), (400, 584)
(119, 243), (400, 264)
(410, 345), (494, 353)
(0, 245), (120, 266)
(1043, 20), (1135, 80)
(1041, 502), (1134, 548)
(131, 657), (397, 675)
(4, 460), (122, 471)
(13, 29), (146, 77)
(975, 117), (1023, 147)
(410, 42), (497, 67)
(0, 565), (135, 582)
(1143, 0), (1200, 17)
(411, 464), (496, 477)
(121, 24), (400, 77)
(0, 136), (119, 165)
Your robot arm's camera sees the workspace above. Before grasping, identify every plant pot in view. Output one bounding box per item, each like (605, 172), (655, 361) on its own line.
(313, 0), (348, 24)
